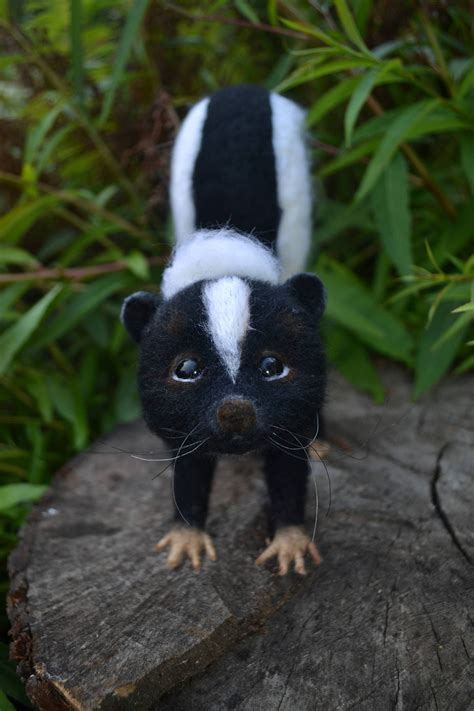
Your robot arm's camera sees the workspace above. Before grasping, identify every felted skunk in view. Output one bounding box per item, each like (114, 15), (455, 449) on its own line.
(121, 85), (327, 575)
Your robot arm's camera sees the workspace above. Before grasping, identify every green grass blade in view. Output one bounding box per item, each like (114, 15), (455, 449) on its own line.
(325, 323), (385, 402)
(316, 258), (413, 363)
(99, 0), (149, 125)
(277, 57), (376, 92)
(32, 273), (133, 351)
(0, 689), (16, 711)
(319, 138), (379, 177)
(344, 60), (401, 146)
(234, 0), (259, 23)
(345, 67), (378, 146)
(24, 104), (64, 165)
(0, 247), (38, 267)
(414, 302), (469, 398)
(355, 99), (439, 201)
(307, 76), (358, 126)
(0, 285), (62, 375)
(370, 153), (412, 276)
(0, 196), (58, 244)
(0, 483), (47, 511)
(334, 0), (369, 53)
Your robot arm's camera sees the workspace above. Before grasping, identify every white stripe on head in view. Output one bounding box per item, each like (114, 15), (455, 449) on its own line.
(203, 277), (251, 383)
(270, 93), (312, 278)
(170, 97), (210, 244)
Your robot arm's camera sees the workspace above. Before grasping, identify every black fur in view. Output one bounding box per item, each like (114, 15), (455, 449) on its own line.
(122, 85), (327, 540)
(122, 291), (161, 343)
(127, 277), (326, 532)
(193, 85), (280, 247)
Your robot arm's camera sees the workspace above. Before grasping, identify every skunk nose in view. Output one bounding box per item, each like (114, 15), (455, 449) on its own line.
(217, 398), (257, 434)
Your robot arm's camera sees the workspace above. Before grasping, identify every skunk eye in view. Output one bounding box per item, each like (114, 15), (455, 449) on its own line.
(258, 356), (289, 381)
(173, 358), (203, 381)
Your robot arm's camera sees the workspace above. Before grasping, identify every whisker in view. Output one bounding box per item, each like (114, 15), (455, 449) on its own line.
(270, 418), (331, 529)
(129, 437), (208, 462)
(90, 436), (203, 459)
(279, 429), (319, 543)
(271, 415), (320, 450)
(267, 437), (309, 462)
(153, 436), (210, 483)
(152, 460), (174, 480)
(160, 426), (189, 435)
(308, 443), (332, 517)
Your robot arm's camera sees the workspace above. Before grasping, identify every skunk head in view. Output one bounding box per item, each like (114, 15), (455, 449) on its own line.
(121, 273), (326, 455)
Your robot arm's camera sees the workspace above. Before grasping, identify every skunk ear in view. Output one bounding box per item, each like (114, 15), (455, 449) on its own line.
(121, 291), (162, 343)
(285, 273), (326, 321)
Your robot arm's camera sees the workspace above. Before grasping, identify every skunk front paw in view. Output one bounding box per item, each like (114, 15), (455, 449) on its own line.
(255, 526), (322, 576)
(308, 439), (330, 460)
(156, 526), (217, 572)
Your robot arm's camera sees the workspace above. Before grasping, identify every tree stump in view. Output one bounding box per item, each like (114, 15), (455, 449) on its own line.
(8, 365), (474, 710)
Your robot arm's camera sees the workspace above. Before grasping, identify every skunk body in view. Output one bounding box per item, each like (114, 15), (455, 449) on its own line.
(122, 86), (327, 574)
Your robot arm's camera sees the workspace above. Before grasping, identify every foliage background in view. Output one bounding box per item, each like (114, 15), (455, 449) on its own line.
(0, 1), (473, 706)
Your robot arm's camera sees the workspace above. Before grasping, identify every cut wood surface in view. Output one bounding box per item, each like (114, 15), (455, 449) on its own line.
(8, 365), (474, 710)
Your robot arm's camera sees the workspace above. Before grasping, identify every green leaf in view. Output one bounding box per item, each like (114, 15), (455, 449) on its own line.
(267, 0), (277, 25)
(0, 483), (47, 511)
(334, 0), (369, 53)
(24, 104), (64, 165)
(277, 57), (376, 92)
(36, 124), (74, 175)
(460, 132), (474, 193)
(114, 364), (141, 422)
(356, 99), (439, 201)
(99, 0), (150, 125)
(458, 62), (474, 98)
(452, 301), (474, 314)
(70, 0), (84, 104)
(234, 0), (259, 23)
(0, 247), (39, 267)
(414, 303), (469, 398)
(47, 377), (89, 450)
(0, 284), (29, 318)
(344, 61), (400, 146)
(27, 372), (53, 423)
(433, 310), (474, 349)
(320, 137), (379, 177)
(0, 285), (62, 375)
(324, 323), (384, 402)
(281, 19), (349, 50)
(126, 250), (150, 280)
(0, 196), (58, 244)
(353, 0), (373, 36)
(353, 104), (469, 144)
(455, 353), (474, 375)
(433, 199), (474, 263)
(0, 689), (16, 711)
(316, 258), (413, 363)
(307, 76), (359, 126)
(27, 424), (45, 483)
(32, 273), (131, 351)
(317, 198), (374, 245)
(370, 153), (412, 276)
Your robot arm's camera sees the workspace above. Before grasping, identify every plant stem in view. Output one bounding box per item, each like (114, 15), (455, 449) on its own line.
(0, 257), (167, 285)
(162, 2), (308, 39)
